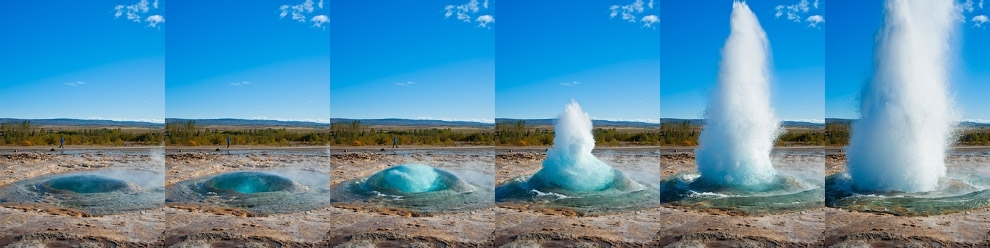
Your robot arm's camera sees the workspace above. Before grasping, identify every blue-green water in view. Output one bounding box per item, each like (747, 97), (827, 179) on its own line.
(658, 170), (824, 215)
(167, 169), (331, 214)
(826, 172), (990, 216)
(0, 169), (164, 215)
(334, 164), (493, 213)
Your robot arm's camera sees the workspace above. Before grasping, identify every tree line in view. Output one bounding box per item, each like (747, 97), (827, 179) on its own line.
(329, 120), (495, 146)
(165, 120), (330, 146)
(496, 120), (828, 147)
(0, 120), (162, 146)
(825, 120), (990, 146)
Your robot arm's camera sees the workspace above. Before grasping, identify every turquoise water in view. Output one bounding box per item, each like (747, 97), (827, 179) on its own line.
(0, 169), (164, 216)
(826, 171), (990, 216)
(167, 169), (332, 214)
(659, 170), (824, 215)
(203, 172), (297, 194)
(335, 164), (493, 213)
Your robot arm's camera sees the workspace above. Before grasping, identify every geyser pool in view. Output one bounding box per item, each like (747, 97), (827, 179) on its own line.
(335, 163), (493, 213)
(39, 175), (137, 194)
(845, 0), (957, 193)
(495, 101), (658, 214)
(658, 2), (823, 214)
(202, 172), (297, 194)
(0, 169), (165, 215)
(167, 169), (332, 214)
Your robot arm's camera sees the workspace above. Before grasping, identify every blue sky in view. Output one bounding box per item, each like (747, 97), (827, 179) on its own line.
(0, 0), (165, 123)
(329, 0), (495, 123)
(660, 0), (825, 123)
(495, 0), (660, 122)
(827, 0), (990, 122)
(166, 0), (330, 122)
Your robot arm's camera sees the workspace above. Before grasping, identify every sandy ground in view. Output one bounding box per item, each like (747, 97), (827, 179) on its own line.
(0, 147), (165, 247)
(496, 147), (825, 247)
(328, 147), (496, 247)
(824, 147), (990, 247)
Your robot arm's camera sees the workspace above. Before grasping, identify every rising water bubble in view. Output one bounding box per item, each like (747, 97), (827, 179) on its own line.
(336, 163), (493, 213)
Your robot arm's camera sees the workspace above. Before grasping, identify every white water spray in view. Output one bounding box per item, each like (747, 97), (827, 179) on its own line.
(695, 1), (780, 187)
(847, 0), (958, 193)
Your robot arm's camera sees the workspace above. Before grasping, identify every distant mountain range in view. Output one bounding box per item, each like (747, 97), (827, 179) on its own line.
(166, 118), (328, 128)
(496, 118), (658, 128)
(661, 118), (826, 128)
(0, 118), (164, 128)
(330, 118), (494, 128)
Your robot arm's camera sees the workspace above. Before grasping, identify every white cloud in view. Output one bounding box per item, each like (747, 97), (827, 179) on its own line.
(775, 0), (823, 28)
(230, 81), (251, 87)
(806, 15), (824, 27)
(311, 15), (329, 28)
(65, 81), (85, 86)
(444, 0), (494, 29)
(560, 81), (581, 87)
(609, 0), (658, 28)
(610, 0), (648, 22)
(114, 0), (163, 28)
(146, 15), (164, 28)
(476, 15), (494, 28)
(278, 0), (328, 28)
(641, 15), (659, 28)
(963, 0), (977, 12)
(445, 0), (481, 22)
(395, 81), (415, 86)
(974, 15), (989, 27)
(483, 0), (489, 9)
(280, 0), (316, 22)
(981, 0), (985, 9)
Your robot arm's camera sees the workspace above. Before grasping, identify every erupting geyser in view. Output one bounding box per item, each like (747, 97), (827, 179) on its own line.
(528, 101), (618, 192)
(658, 2), (823, 214)
(335, 163), (492, 213)
(845, 0), (957, 193)
(695, 1), (779, 188)
(825, 0), (990, 216)
(495, 101), (658, 214)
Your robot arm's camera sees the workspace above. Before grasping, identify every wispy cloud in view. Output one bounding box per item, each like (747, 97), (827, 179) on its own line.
(444, 0), (494, 29)
(476, 15), (494, 28)
(146, 15), (164, 28)
(311, 15), (329, 28)
(560, 81), (581, 87)
(279, 0), (328, 28)
(641, 15), (659, 28)
(395, 81), (416, 86)
(65, 81), (85, 87)
(114, 0), (164, 28)
(774, 0), (824, 28)
(609, 0), (658, 28)
(806, 15), (824, 27)
(974, 15), (989, 27)
(230, 81), (251, 87)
